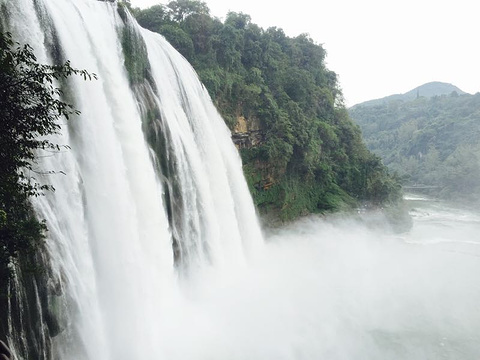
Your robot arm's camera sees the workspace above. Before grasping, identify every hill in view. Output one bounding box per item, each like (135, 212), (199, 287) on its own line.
(353, 82), (466, 108)
(131, 1), (402, 221)
(349, 86), (480, 203)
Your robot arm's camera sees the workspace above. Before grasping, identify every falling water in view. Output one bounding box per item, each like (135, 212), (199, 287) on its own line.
(2, 0), (263, 358)
(2, 1), (480, 360)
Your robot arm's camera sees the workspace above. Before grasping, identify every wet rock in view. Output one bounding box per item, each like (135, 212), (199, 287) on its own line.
(0, 340), (11, 360)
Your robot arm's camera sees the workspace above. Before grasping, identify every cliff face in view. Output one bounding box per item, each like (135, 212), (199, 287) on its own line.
(231, 116), (277, 191)
(231, 116), (264, 149)
(0, 248), (63, 360)
(134, 5), (403, 222)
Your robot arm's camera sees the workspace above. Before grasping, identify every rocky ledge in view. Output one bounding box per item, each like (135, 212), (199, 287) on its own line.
(231, 116), (265, 149)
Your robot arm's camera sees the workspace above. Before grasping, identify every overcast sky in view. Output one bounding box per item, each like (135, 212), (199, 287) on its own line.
(130, 0), (480, 106)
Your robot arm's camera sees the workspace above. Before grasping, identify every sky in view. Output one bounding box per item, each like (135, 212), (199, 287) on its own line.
(130, 0), (480, 106)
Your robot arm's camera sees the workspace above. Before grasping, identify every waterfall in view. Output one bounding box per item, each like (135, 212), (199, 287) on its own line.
(2, 0), (263, 358)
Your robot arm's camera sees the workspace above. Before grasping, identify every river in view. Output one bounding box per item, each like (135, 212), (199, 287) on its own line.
(170, 194), (480, 359)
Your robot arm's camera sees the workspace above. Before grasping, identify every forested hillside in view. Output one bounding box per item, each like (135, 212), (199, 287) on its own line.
(357, 82), (465, 108)
(130, 0), (401, 220)
(350, 89), (480, 203)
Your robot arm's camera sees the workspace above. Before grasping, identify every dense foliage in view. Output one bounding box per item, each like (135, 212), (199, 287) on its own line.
(350, 91), (480, 203)
(358, 82), (466, 108)
(0, 31), (94, 279)
(132, 1), (401, 220)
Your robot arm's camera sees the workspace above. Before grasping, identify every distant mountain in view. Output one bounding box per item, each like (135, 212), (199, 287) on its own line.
(349, 86), (480, 203)
(352, 82), (466, 108)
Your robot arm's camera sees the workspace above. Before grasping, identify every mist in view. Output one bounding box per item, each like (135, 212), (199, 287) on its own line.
(156, 198), (480, 360)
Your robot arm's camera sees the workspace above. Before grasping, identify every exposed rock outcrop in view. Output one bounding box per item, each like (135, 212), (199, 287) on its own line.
(231, 116), (264, 149)
(0, 340), (12, 360)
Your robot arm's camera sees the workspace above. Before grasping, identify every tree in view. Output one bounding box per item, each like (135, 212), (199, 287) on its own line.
(0, 32), (95, 277)
(133, 4), (403, 219)
(350, 89), (480, 202)
(158, 24), (195, 60)
(135, 4), (170, 31)
(167, 0), (209, 22)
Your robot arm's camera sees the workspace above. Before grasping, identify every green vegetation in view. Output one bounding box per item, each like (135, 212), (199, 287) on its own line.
(0, 31), (94, 280)
(358, 82), (466, 108)
(133, 1), (401, 221)
(350, 89), (480, 203)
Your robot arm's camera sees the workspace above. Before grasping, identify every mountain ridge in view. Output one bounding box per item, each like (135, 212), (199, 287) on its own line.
(352, 81), (467, 108)
(349, 85), (480, 203)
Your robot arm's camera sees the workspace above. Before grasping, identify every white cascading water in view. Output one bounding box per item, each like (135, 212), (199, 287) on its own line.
(3, 1), (480, 360)
(3, 0), (263, 358)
